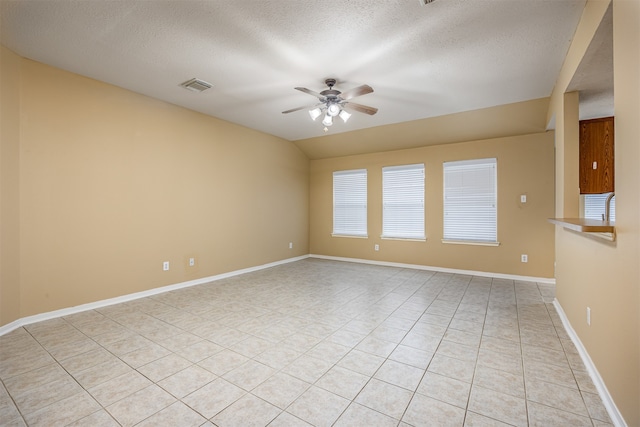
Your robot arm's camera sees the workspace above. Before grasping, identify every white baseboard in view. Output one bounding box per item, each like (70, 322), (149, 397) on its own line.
(0, 255), (309, 337)
(309, 254), (556, 284)
(552, 299), (627, 427)
(2, 254), (622, 425)
(0, 253), (554, 338)
(0, 318), (24, 338)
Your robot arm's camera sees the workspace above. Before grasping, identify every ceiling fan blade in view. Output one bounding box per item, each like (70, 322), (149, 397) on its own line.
(345, 102), (378, 115)
(340, 84), (374, 101)
(295, 87), (325, 100)
(282, 104), (318, 114)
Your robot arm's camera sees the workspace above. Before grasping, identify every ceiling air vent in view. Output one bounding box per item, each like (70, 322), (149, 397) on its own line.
(180, 78), (213, 92)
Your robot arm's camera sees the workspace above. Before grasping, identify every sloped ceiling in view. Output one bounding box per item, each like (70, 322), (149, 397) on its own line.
(568, 3), (614, 121)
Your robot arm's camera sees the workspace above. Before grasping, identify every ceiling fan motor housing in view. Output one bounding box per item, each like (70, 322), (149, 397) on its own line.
(321, 78), (342, 100)
(321, 90), (341, 99)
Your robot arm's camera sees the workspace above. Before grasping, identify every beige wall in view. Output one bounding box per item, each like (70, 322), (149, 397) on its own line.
(549, 0), (640, 424)
(310, 132), (556, 278)
(0, 55), (309, 325)
(3, 6), (638, 423)
(297, 98), (550, 160)
(1, 46), (22, 325)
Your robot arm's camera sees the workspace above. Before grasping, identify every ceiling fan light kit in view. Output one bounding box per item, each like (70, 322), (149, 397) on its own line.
(309, 107), (322, 121)
(327, 103), (341, 117)
(283, 78), (377, 131)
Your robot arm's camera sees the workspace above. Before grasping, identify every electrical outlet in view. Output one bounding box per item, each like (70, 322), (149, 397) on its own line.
(374, 244), (379, 251)
(289, 242), (293, 249)
(587, 307), (591, 326)
(521, 254), (528, 263)
(189, 258), (195, 267)
(163, 261), (169, 271)
(520, 194), (527, 203)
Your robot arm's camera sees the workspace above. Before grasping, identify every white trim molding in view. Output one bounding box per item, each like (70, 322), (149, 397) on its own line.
(0, 255), (309, 337)
(1, 253), (624, 425)
(553, 299), (627, 427)
(309, 254), (556, 284)
(1, 253), (554, 338)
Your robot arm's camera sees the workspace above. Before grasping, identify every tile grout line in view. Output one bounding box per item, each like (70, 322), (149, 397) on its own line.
(0, 259), (611, 426)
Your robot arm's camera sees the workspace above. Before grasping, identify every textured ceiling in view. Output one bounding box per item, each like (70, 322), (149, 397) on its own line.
(568, 3), (614, 120)
(1, 0), (588, 143)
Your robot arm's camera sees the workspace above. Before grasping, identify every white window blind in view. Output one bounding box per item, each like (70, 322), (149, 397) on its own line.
(382, 164), (425, 239)
(443, 158), (497, 243)
(584, 193), (615, 221)
(333, 169), (367, 237)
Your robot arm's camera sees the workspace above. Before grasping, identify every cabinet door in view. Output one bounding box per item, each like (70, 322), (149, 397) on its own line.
(579, 116), (614, 194)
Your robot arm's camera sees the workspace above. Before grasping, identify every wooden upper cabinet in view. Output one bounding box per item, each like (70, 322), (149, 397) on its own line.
(579, 116), (615, 194)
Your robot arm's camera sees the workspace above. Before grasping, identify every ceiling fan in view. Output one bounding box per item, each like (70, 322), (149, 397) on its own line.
(282, 78), (378, 130)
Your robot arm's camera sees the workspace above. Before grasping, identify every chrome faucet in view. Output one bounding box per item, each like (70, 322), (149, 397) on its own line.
(604, 192), (615, 222)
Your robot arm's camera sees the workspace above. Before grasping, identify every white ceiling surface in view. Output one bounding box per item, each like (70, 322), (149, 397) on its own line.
(1, 0), (588, 142)
(567, 3), (614, 120)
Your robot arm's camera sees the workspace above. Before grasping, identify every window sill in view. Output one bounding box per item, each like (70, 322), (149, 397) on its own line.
(441, 240), (500, 247)
(381, 236), (427, 242)
(331, 234), (368, 239)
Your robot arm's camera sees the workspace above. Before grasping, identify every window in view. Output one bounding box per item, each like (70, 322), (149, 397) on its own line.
(382, 164), (425, 239)
(443, 158), (498, 244)
(333, 169), (367, 237)
(584, 193), (615, 222)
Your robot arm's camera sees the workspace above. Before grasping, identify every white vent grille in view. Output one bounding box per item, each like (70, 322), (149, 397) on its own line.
(180, 78), (212, 92)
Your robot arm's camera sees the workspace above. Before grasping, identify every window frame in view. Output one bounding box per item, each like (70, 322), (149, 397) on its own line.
(381, 163), (426, 241)
(583, 192), (616, 222)
(442, 158), (499, 246)
(332, 169), (368, 238)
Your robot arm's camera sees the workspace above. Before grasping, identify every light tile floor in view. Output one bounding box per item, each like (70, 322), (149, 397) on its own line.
(0, 259), (613, 426)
